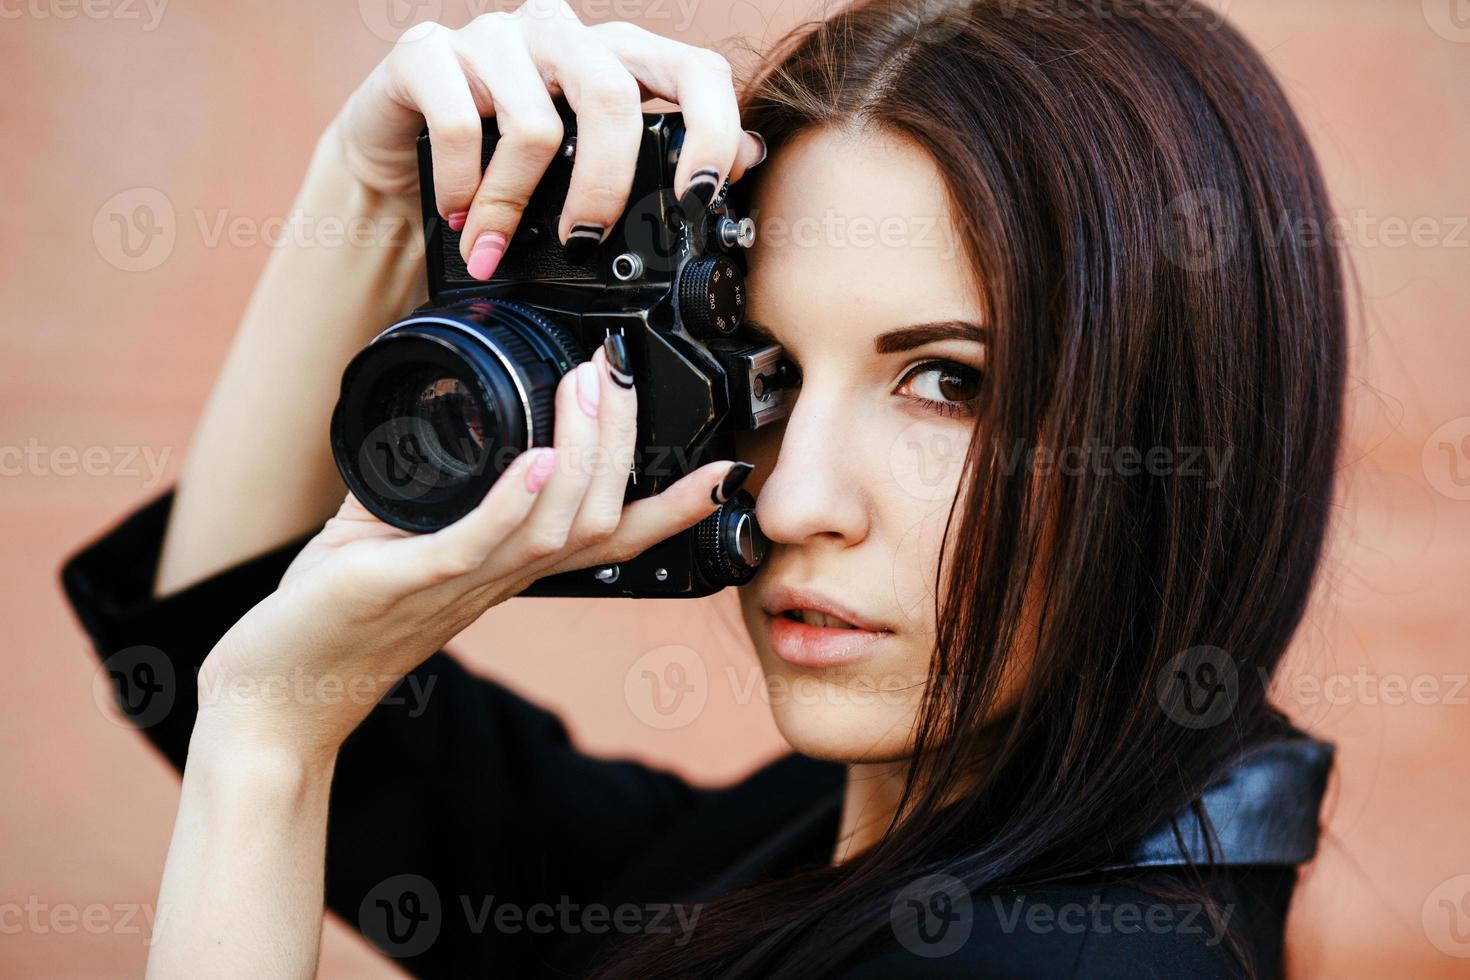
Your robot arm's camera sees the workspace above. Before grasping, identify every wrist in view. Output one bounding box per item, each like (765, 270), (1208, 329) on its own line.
(314, 115), (423, 214)
(295, 120), (425, 253)
(191, 701), (342, 779)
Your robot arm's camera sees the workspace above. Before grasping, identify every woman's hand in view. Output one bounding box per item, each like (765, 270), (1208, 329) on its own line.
(194, 341), (750, 760)
(333, 0), (766, 278)
(156, 0), (767, 596)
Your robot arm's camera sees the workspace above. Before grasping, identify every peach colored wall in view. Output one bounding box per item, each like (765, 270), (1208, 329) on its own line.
(2, 1), (1466, 976)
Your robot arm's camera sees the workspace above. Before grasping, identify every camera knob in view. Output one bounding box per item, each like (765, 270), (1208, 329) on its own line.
(677, 255), (745, 338)
(717, 216), (756, 249)
(694, 489), (768, 587)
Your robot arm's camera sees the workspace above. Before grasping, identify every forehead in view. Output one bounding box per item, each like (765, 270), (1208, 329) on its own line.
(743, 124), (982, 333)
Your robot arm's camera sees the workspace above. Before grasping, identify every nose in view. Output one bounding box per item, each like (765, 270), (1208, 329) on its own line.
(750, 380), (871, 548)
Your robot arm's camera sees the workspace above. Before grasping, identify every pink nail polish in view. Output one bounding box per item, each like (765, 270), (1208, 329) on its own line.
(575, 361), (601, 418)
(524, 448), (557, 494)
(466, 231), (507, 280)
(446, 211), (469, 232)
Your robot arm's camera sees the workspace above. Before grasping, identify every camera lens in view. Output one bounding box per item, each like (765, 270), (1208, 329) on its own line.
(368, 372), (491, 499)
(331, 300), (583, 531)
(404, 376), (487, 473)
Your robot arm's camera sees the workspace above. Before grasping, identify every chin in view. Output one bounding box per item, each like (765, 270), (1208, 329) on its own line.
(760, 661), (922, 764)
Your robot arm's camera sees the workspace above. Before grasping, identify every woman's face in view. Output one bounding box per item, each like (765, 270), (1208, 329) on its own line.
(735, 124), (987, 765)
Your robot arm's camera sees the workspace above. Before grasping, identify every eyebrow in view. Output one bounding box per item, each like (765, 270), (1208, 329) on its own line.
(873, 320), (987, 353)
(742, 318), (987, 353)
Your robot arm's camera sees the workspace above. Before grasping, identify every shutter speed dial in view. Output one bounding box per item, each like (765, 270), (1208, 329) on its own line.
(694, 489), (768, 586)
(677, 255), (745, 338)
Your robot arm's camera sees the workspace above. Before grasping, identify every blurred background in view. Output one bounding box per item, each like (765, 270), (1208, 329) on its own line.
(2, 0), (1467, 976)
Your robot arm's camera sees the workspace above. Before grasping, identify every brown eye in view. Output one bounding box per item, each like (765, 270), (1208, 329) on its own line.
(898, 360), (983, 413)
(937, 365), (980, 401)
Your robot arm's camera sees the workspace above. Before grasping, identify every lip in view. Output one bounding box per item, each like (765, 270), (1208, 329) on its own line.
(760, 584), (895, 668)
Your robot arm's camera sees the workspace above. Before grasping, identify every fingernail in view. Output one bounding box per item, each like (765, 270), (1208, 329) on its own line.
(745, 130), (768, 167)
(603, 333), (634, 389)
(446, 211), (468, 232)
(678, 167), (721, 217)
(466, 231), (507, 280)
(524, 448), (557, 494)
(575, 361), (601, 418)
(711, 461), (754, 505)
(563, 223), (604, 265)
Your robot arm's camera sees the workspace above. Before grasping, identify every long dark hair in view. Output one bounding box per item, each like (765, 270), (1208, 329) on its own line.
(600, 0), (1345, 975)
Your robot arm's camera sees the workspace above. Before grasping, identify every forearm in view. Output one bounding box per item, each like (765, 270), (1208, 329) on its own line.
(147, 715), (337, 980)
(156, 123), (426, 597)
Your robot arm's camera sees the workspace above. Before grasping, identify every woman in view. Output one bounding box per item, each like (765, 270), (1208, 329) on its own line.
(62, 0), (1343, 976)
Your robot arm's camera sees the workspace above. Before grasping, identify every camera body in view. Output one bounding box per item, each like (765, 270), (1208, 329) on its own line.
(329, 103), (793, 597)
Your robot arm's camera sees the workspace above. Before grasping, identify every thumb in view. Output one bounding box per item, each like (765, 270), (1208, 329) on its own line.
(539, 459), (754, 575)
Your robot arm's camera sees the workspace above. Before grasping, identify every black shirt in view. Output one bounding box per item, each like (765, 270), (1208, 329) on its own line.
(61, 493), (1332, 978)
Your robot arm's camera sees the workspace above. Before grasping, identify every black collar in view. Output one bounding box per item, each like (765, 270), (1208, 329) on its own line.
(691, 732), (1333, 900)
(1107, 734), (1334, 870)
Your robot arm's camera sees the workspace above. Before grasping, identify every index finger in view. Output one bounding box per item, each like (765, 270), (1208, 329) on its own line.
(452, 21), (568, 278)
(590, 22), (766, 195)
(521, 19), (646, 256)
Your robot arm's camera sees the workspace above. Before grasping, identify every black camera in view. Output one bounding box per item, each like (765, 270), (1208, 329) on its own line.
(329, 104), (794, 598)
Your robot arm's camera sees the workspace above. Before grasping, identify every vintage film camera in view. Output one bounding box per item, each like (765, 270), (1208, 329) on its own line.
(330, 103), (794, 597)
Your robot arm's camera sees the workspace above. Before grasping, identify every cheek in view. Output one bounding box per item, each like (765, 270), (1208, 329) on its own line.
(886, 502), (951, 638)
(879, 419), (973, 633)
(882, 415), (973, 512)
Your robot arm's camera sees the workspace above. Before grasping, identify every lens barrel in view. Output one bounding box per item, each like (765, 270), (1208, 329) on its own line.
(331, 300), (582, 532)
